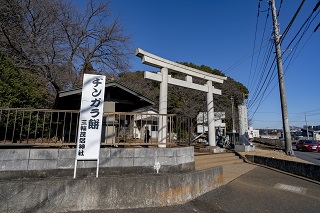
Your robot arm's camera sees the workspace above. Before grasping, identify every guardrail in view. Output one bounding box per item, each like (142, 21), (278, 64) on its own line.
(0, 108), (191, 147)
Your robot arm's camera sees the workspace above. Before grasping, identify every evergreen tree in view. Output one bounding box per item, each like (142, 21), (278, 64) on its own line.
(0, 55), (48, 108)
(117, 63), (249, 132)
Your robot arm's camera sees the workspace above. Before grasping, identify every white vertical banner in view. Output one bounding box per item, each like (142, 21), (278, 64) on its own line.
(76, 74), (106, 160)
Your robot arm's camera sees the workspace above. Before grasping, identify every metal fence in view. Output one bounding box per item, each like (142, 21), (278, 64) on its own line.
(0, 108), (192, 147)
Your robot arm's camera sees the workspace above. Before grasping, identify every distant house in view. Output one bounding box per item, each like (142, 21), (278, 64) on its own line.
(300, 129), (314, 139)
(248, 127), (260, 139)
(55, 81), (154, 112)
(131, 107), (159, 139)
(54, 81), (155, 143)
(313, 131), (320, 140)
(196, 112), (226, 134)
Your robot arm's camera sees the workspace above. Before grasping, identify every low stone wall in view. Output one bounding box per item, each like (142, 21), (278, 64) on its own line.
(0, 166), (223, 212)
(0, 147), (194, 178)
(253, 137), (284, 148)
(245, 155), (320, 181)
(234, 144), (255, 152)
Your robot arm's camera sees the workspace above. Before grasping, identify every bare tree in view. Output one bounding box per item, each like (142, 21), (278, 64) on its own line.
(56, 0), (132, 87)
(0, 0), (131, 103)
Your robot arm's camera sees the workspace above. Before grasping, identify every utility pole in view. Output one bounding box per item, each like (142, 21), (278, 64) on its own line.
(270, 0), (294, 155)
(304, 113), (309, 139)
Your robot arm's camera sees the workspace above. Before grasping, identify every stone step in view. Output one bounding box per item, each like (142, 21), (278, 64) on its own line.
(195, 156), (243, 165)
(195, 159), (243, 170)
(194, 152), (236, 159)
(194, 153), (240, 162)
(194, 152), (244, 170)
(195, 156), (242, 164)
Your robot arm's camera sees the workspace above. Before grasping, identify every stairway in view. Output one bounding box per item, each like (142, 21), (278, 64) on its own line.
(194, 151), (244, 170)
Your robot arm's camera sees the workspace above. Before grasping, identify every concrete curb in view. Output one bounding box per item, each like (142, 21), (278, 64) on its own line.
(239, 154), (320, 182)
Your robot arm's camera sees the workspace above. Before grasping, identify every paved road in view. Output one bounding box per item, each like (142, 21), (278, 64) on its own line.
(77, 166), (320, 213)
(293, 145), (320, 165)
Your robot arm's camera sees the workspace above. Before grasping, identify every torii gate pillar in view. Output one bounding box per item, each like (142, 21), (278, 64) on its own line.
(158, 67), (168, 147)
(207, 80), (216, 146)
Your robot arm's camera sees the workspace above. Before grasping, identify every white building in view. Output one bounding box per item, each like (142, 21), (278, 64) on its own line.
(131, 107), (159, 139)
(196, 112), (226, 134)
(248, 127), (260, 139)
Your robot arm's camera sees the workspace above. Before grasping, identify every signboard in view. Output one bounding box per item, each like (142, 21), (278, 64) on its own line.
(75, 74), (106, 160)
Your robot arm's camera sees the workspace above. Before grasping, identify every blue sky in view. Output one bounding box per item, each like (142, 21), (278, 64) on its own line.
(107, 0), (320, 129)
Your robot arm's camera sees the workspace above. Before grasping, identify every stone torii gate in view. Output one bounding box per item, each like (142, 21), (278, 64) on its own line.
(135, 48), (227, 147)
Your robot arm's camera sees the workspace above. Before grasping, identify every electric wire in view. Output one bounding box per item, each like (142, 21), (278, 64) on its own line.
(251, 9), (319, 115)
(283, 8), (320, 70)
(314, 22), (320, 32)
(223, 1), (271, 75)
(248, 38), (274, 106)
(248, 61), (277, 120)
(249, 1), (320, 125)
(277, 0), (283, 17)
(284, 32), (313, 71)
(248, 3), (271, 94)
(223, 40), (270, 74)
(251, 0), (309, 107)
(248, 2), (276, 109)
(248, 43), (275, 110)
(280, 0), (306, 43)
(247, 0), (267, 89)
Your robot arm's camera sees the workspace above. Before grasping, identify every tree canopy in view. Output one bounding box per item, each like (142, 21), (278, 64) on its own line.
(0, 0), (132, 103)
(117, 63), (249, 131)
(0, 0), (249, 133)
(0, 55), (48, 108)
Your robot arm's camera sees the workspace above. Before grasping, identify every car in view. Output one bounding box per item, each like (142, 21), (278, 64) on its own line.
(296, 139), (320, 151)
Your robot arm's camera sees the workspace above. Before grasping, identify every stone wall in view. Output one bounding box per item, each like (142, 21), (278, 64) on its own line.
(0, 147), (194, 178)
(0, 146), (224, 212)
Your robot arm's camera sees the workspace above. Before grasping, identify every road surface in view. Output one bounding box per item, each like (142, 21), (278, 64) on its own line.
(74, 166), (320, 213)
(293, 145), (320, 165)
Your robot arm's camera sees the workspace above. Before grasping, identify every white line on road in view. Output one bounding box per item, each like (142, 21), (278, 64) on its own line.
(274, 183), (307, 194)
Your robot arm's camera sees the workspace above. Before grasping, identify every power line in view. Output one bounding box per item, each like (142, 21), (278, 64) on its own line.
(248, 3), (272, 93)
(283, 0), (320, 50)
(248, 1), (270, 88)
(277, 0), (284, 17)
(248, 55), (276, 111)
(247, 1), (262, 89)
(314, 22), (320, 32)
(250, 1), (315, 110)
(304, 107), (320, 113)
(283, 7), (320, 70)
(280, 0), (306, 43)
(249, 0), (320, 120)
(223, 40), (270, 74)
(247, 4), (277, 110)
(247, 37), (274, 106)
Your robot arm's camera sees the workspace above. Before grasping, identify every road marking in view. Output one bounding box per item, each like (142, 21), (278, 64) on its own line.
(274, 183), (307, 194)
